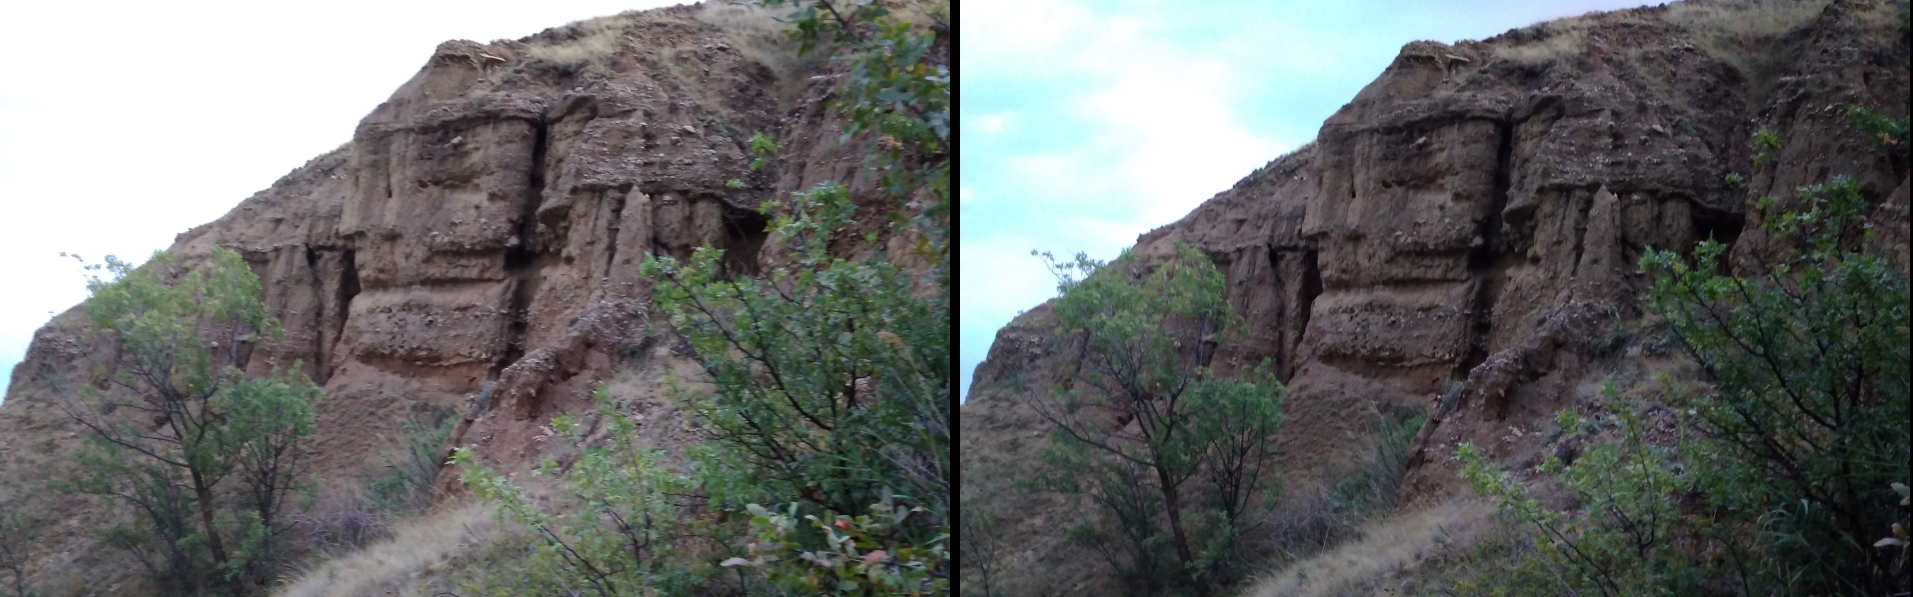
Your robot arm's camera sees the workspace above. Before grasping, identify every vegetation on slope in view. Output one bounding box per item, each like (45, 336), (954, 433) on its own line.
(45, 248), (324, 595)
(447, 0), (951, 595)
(3, 254), (467, 596)
(1447, 109), (1910, 596)
(1020, 243), (1288, 594)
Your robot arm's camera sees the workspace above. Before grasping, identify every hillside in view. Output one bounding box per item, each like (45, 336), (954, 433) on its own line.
(0, 2), (947, 594)
(960, 1), (1909, 594)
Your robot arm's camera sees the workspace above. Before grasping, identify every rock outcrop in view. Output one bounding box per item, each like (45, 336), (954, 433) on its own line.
(0, 4), (938, 591)
(961, 2), (1908, 594)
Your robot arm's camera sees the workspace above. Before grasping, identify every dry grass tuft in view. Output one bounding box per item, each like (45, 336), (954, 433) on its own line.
(1489, 0), (1832, 69)
(1242, 498), (1493, 597)
(695, 1), (787, 37)
(523, 18), (628, 66)
(292, 484), (395, 557)
(1665, 0), (1832, 49)
(1665, 0), (1831, 107)
(1490, 12), (1601, 65)
(1493, 23), (1593, 65)
(274, 503), (508, 597)
(697, 1), (824, 93)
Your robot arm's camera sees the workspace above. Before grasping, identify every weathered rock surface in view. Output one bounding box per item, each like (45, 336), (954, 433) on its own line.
(0, 4), (935, 591)
(962, 2), (1907, 594)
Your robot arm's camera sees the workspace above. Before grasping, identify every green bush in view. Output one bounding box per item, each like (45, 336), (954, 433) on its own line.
(1455, 386), (1733, 596)
(729, 500), (949, 596)
(455, 387), (722, 596)
(1332, 406), (1425, 518)
(367, 411), (455, 515)
(1644, 175), (1909, 594)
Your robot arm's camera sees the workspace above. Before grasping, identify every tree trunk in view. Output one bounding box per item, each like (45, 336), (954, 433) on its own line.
(189, 469), (231, 578)
(1154, 463), (1194, 569)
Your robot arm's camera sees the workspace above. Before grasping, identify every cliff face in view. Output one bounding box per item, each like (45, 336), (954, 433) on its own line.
(0, 4), (911, 590)
(962, 1), (1908, 594)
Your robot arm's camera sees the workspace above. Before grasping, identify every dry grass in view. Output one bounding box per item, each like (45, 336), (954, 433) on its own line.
(1667, 0), (1832, 106)
(1492, 22), (1594, 65)
(1665, 0), (1832, 49)
(292, 484), (396, 557)
(696, 2), (788, 38)
(696, 1), (826, 101)
(522, 17), (630, 66)
(695, 0), (944, 89)
(1489, 0), (1831, 69)
(1240, 498), (1493, 597)
(274, 503), (510, 597)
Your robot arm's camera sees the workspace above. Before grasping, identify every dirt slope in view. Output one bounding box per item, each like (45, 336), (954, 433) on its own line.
(960, 1), (1909, 594)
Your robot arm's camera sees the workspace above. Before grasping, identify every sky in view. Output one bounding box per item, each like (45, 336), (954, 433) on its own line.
(0, 0), (696, 399)
(959, 0), (1666, 401)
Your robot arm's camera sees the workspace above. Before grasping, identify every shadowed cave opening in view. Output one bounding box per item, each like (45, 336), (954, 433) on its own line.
(1691, 205), (1744, 250)
(720, 206), (769, 280)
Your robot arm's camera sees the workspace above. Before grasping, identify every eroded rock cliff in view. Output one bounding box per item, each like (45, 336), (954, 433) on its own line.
(961, 1), (1908, 594)
(0, 4), (931, 591)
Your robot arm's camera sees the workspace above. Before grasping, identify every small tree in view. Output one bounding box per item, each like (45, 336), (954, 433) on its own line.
(1027, 242), (1286, 591)
(59, 248), (320, 594)
(958, 475), (1010, 597)
(0, 495), (34, 597)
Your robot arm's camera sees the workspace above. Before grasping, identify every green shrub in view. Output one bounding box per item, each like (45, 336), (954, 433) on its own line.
(455, 387), (724, 597)
(1332, 406), (1425, 518)
(367, 410), (455, 515)
(1455, 386), (1734, 597)
(729, 501), (949, 596)
(1644, 173), (1909, 595)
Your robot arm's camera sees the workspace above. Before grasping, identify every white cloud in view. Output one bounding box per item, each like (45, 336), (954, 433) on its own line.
(964, 0), (1098, 73)
(960, 187), (976, 205)
(1077, 59), (1288, 225)
(974, 112), (1012, 134)
(960, 238), (1059, 320)
(1059, 217), (1152, 251)
(1005, 152), (1113, 205)
(975, 0), (1289, 234)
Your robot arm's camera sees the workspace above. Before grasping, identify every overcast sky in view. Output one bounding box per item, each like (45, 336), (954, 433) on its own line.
(959, 0), (1667, 401)
(0, 0), (699, 398)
